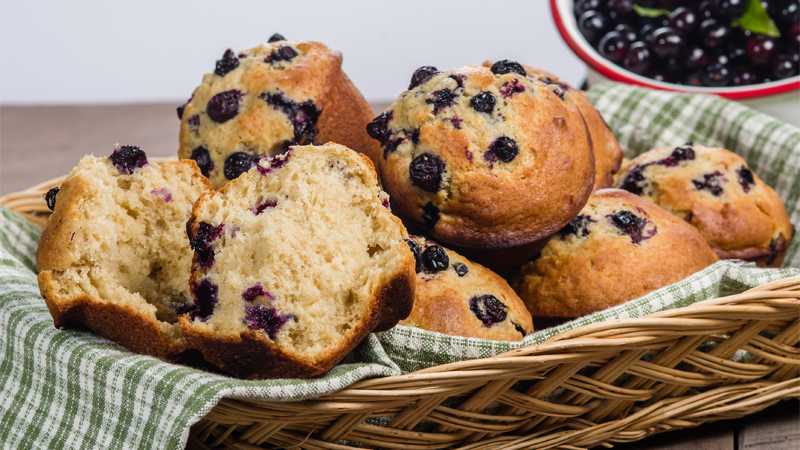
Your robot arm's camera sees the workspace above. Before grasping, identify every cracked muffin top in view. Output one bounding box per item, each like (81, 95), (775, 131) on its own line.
(514, 189), (718, 319)
(370, 61), (596, 249)
(615, 144), (793, 266)
(178, 35), (377, 187)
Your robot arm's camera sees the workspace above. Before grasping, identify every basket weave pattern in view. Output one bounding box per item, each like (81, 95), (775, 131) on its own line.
(3, 177), (799, 450)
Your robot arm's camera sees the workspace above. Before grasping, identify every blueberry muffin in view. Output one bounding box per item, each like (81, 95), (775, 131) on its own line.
(401, 236), (533, 341)
(178, 35), (378, 187)
(515, 189), (718, 322)
(37, 146), (212, 357)
(615, 144), (793, 267)
(510, 65), (623, 190)
(180, 143), (415, 378)
(368, 61), (595, 249)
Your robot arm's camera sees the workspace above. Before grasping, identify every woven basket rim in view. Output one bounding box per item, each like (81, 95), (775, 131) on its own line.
(2, 172), (797, 392)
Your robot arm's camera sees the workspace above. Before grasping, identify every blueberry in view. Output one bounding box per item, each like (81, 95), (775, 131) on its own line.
(737, 166), (755, 192)
(614, 24), (638, 43)
(453, 262), (469, 277)
(692, 170), (727, 196)
(268, 33), (286, 43)
(422, 202), (440, 228)
(772, 54), (799, 79)
(187, 114), (200, 130)
(44, 187), (59, 211)
(244, 304), (293, 339)
(109, 145), (148, 174)
(732, 67), (759, 86)
(190, 146), (214, 177)
(192, 278), (218, 321)
(449, 74), (466, 89)
(426, 89), (458, 114)
(206, 90), (242, 123)
(408, 66), (439, 90)
(607, 210), (657, 244)
(267, 46), (298, 63)
(668, 7), (698, 35)
(702, 63), (732, 87)
(261, 92), (321, 145)
(383, 137), (405, 158)
(490, 59), (527, 76)
(499, 79), (526, 97)
(766, 234), (785, 265)
(469, 91), (496, 113)
(647, 27), (683, 59)
(214, 49), (239, 76)
(578, 11), (611, 44)
(746, 36), (776, 66)
(700, 19), (729, 49)
(190, 222), (224, 268)
(366, 111), (393, 144)
(176, 103), (186, 120)
(559, 214), (596, 239)
(659, 144), (696, 166)
(224, 152), (257, 180)
(242, 283), (272, 302)
(485, 136), (519, 163)
(574, 0), (603, 16)
(711, 0), (747, 19)
(469, 295), (508, 327)
(421, 245), (449, 273)
(406, 239), (423, 273)
(598, 31), (629, 64)
(623, 41), (651, 74)
(409, 153), (445, 192)
(686, 47), (710, 71)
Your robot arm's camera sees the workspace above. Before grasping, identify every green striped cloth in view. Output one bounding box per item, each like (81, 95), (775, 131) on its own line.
(1, 83), (798, 449)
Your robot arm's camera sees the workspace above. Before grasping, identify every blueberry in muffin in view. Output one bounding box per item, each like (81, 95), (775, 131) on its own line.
(178, 36), (378, 186)
(401, 236), (533, 341)
(370, 62), (596, 249)
(514, 189), (718, 323)
(615, 144), (794, 267)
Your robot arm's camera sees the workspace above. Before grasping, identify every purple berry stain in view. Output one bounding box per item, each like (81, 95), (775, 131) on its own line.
(190, 222), (225, 268)
(150, 188), (173, 203)
(426, 89), (458, 114)
(500, 79), (525, 98)
(244, 304), (293, 339)
(192, 278), (218, 321)
(242, 283), (274, 302)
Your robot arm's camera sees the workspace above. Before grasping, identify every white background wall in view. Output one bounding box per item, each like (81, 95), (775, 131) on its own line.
(0, 0), (585, 104)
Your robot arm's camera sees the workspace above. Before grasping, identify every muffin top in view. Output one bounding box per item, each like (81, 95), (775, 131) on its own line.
(178, 36), (343, 186)
(615, 144), (793, 264)
(515, 189), (718, 318)
(372, 61), (595, 249)
(401, 236), (532, 341)
(519, 66), (623, 190)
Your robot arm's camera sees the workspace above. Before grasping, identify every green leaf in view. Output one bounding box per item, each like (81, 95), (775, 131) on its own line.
(733, 0), (781, 37)
(633, 4), (670, 18)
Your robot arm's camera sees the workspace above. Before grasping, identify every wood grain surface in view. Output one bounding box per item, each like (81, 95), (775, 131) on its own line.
(0, 103), (798, 449)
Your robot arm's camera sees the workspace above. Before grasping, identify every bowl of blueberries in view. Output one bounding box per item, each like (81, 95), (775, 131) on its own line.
(551, 0), (800, 126)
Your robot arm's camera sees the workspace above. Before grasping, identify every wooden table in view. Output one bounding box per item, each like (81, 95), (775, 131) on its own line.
(1, 104), (798, 449)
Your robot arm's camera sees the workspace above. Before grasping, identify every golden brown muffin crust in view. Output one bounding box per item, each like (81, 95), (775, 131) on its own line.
(614, 144), (793, 267)
(515, 189), (719, 319)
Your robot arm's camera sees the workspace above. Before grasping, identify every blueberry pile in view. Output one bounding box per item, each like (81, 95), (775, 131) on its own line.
(575, 0), (799, 86)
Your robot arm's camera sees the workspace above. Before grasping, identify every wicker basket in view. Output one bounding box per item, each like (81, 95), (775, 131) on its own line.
(3, 175), (799, 450)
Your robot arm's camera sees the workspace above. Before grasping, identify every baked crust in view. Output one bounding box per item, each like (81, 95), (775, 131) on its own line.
(515, 189), (719, 319)
(37, 158), (212, 358)
(522, 66), (623, 190)
(378, 63), (595, 249)
(401, 237), (533, 341)
(178, 40), (378, 186)
(614, 145), (793, 267)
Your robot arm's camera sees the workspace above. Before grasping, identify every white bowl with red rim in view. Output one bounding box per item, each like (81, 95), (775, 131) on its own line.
(550, 0), (800, 127)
